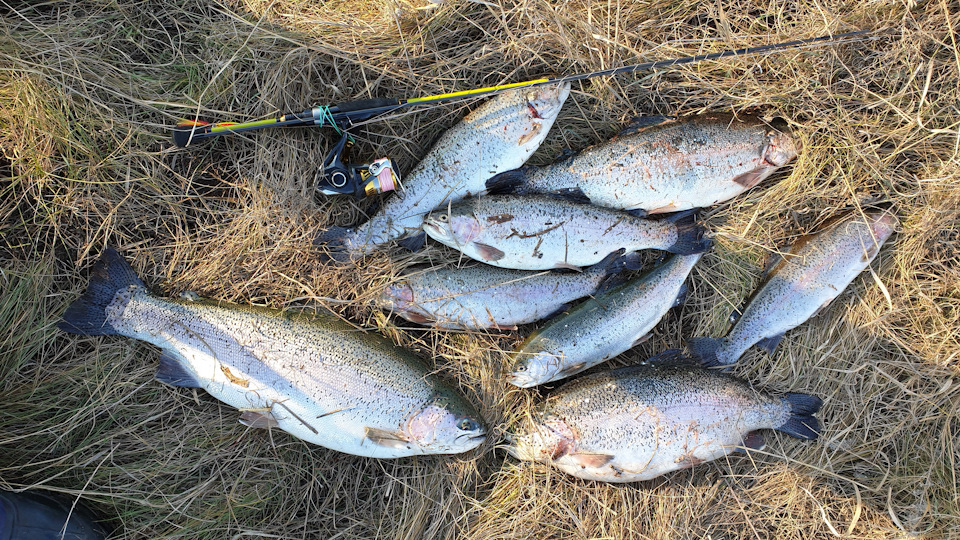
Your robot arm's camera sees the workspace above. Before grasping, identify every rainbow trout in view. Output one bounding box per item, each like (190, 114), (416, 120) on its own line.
(685, 209), (898, 366)
(320, 84), (570, 256)
(59, 249), (486, 458)
(508, 359), (822, 482)
(486, 114), (798, 214)
(377, 250), (640, 331)
(422, 195), (708, 271)
(507, 253), (703, 387)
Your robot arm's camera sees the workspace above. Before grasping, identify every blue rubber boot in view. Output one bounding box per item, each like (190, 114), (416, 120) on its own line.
(0, 490), (108, 540)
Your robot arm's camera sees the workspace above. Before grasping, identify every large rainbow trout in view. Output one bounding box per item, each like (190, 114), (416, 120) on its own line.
(508, 359), (822, 483)
(685, 209), (898, 366)
(59, 249), (486, 458)
(486, 114), (798, 214)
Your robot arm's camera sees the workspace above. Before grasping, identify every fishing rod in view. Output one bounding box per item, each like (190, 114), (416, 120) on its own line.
(173, 29), (867, 198)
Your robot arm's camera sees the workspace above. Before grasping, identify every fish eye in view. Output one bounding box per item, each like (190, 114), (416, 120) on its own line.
(458, 418), (478, 431)
(438, 214), (449, 222)
(516, 364), (527, 372)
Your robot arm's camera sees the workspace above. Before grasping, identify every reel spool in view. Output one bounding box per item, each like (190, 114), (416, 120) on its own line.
(316, 132), (400, 198)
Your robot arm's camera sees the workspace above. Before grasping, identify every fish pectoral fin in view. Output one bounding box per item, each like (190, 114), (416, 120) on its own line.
(631, 333), (653, 347)
(155, 352), (203, 388)
(474, 242), (506, 262)
(737, 431), (766, 453)
(559, 362), (587, 376)
(365, 427), (412, 450)
(647, 204), (682, 214)
(516, 122), (543, 146)
(756, 332), (786, 355)
(402, 311), (432, 325)
(811, 299), (834, 318)
(552, 262), (582, 271)
(239, 410), (280, 429)
(732, 168), (766, 188)
(568, 452), (615, 469)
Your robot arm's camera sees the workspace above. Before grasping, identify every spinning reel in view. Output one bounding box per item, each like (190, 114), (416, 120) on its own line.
(317, 130), (400, 198)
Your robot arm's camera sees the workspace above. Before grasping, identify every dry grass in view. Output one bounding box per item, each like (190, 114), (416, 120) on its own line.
(1, 0), (958, 538)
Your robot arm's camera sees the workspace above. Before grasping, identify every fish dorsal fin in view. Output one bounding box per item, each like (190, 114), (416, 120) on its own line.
(485, 167), (529, 194)
(568, 452), (615, 468)
(761, 248), (789, 280)
(239, 410), (280, 429)
(365, 427), (411, 450)
(640, 348), (701, 368)
(615, 115), (674, 138)
(552, 147), (577, 163)
(767, 220), (834, 273)
(155, 352), (202, 388)
(179, 291), (202, 302)
(550, 187), (592, 204)
(733, 243), (796, 325)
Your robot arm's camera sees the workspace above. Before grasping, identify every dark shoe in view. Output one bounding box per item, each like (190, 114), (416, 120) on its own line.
(0, 489), (108, 540)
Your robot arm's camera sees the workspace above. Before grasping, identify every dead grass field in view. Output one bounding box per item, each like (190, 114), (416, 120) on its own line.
(1, 0), (958, 538)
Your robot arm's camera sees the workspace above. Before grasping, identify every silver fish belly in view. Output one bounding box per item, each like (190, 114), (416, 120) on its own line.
(59, 249), (486, 459)
(685, 209), (898, 366)
(507, 253), (703, 387)
(508, 361), (822, 483)
(337, 84), (570, 254)
(495, 114), (797, 213)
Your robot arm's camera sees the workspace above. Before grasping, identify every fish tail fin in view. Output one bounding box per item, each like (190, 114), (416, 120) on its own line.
(314, 226), (355, 263)
(611, 250), (644, 272)
(59, 248), (145, 336)
(777, 393), (823, 440)
(683, 337), (726, 367)
(665, 212), (712, 255)
(485, 167), (528, 194)
(590, 248), (643, 275)
(591, 249), (643, 294)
